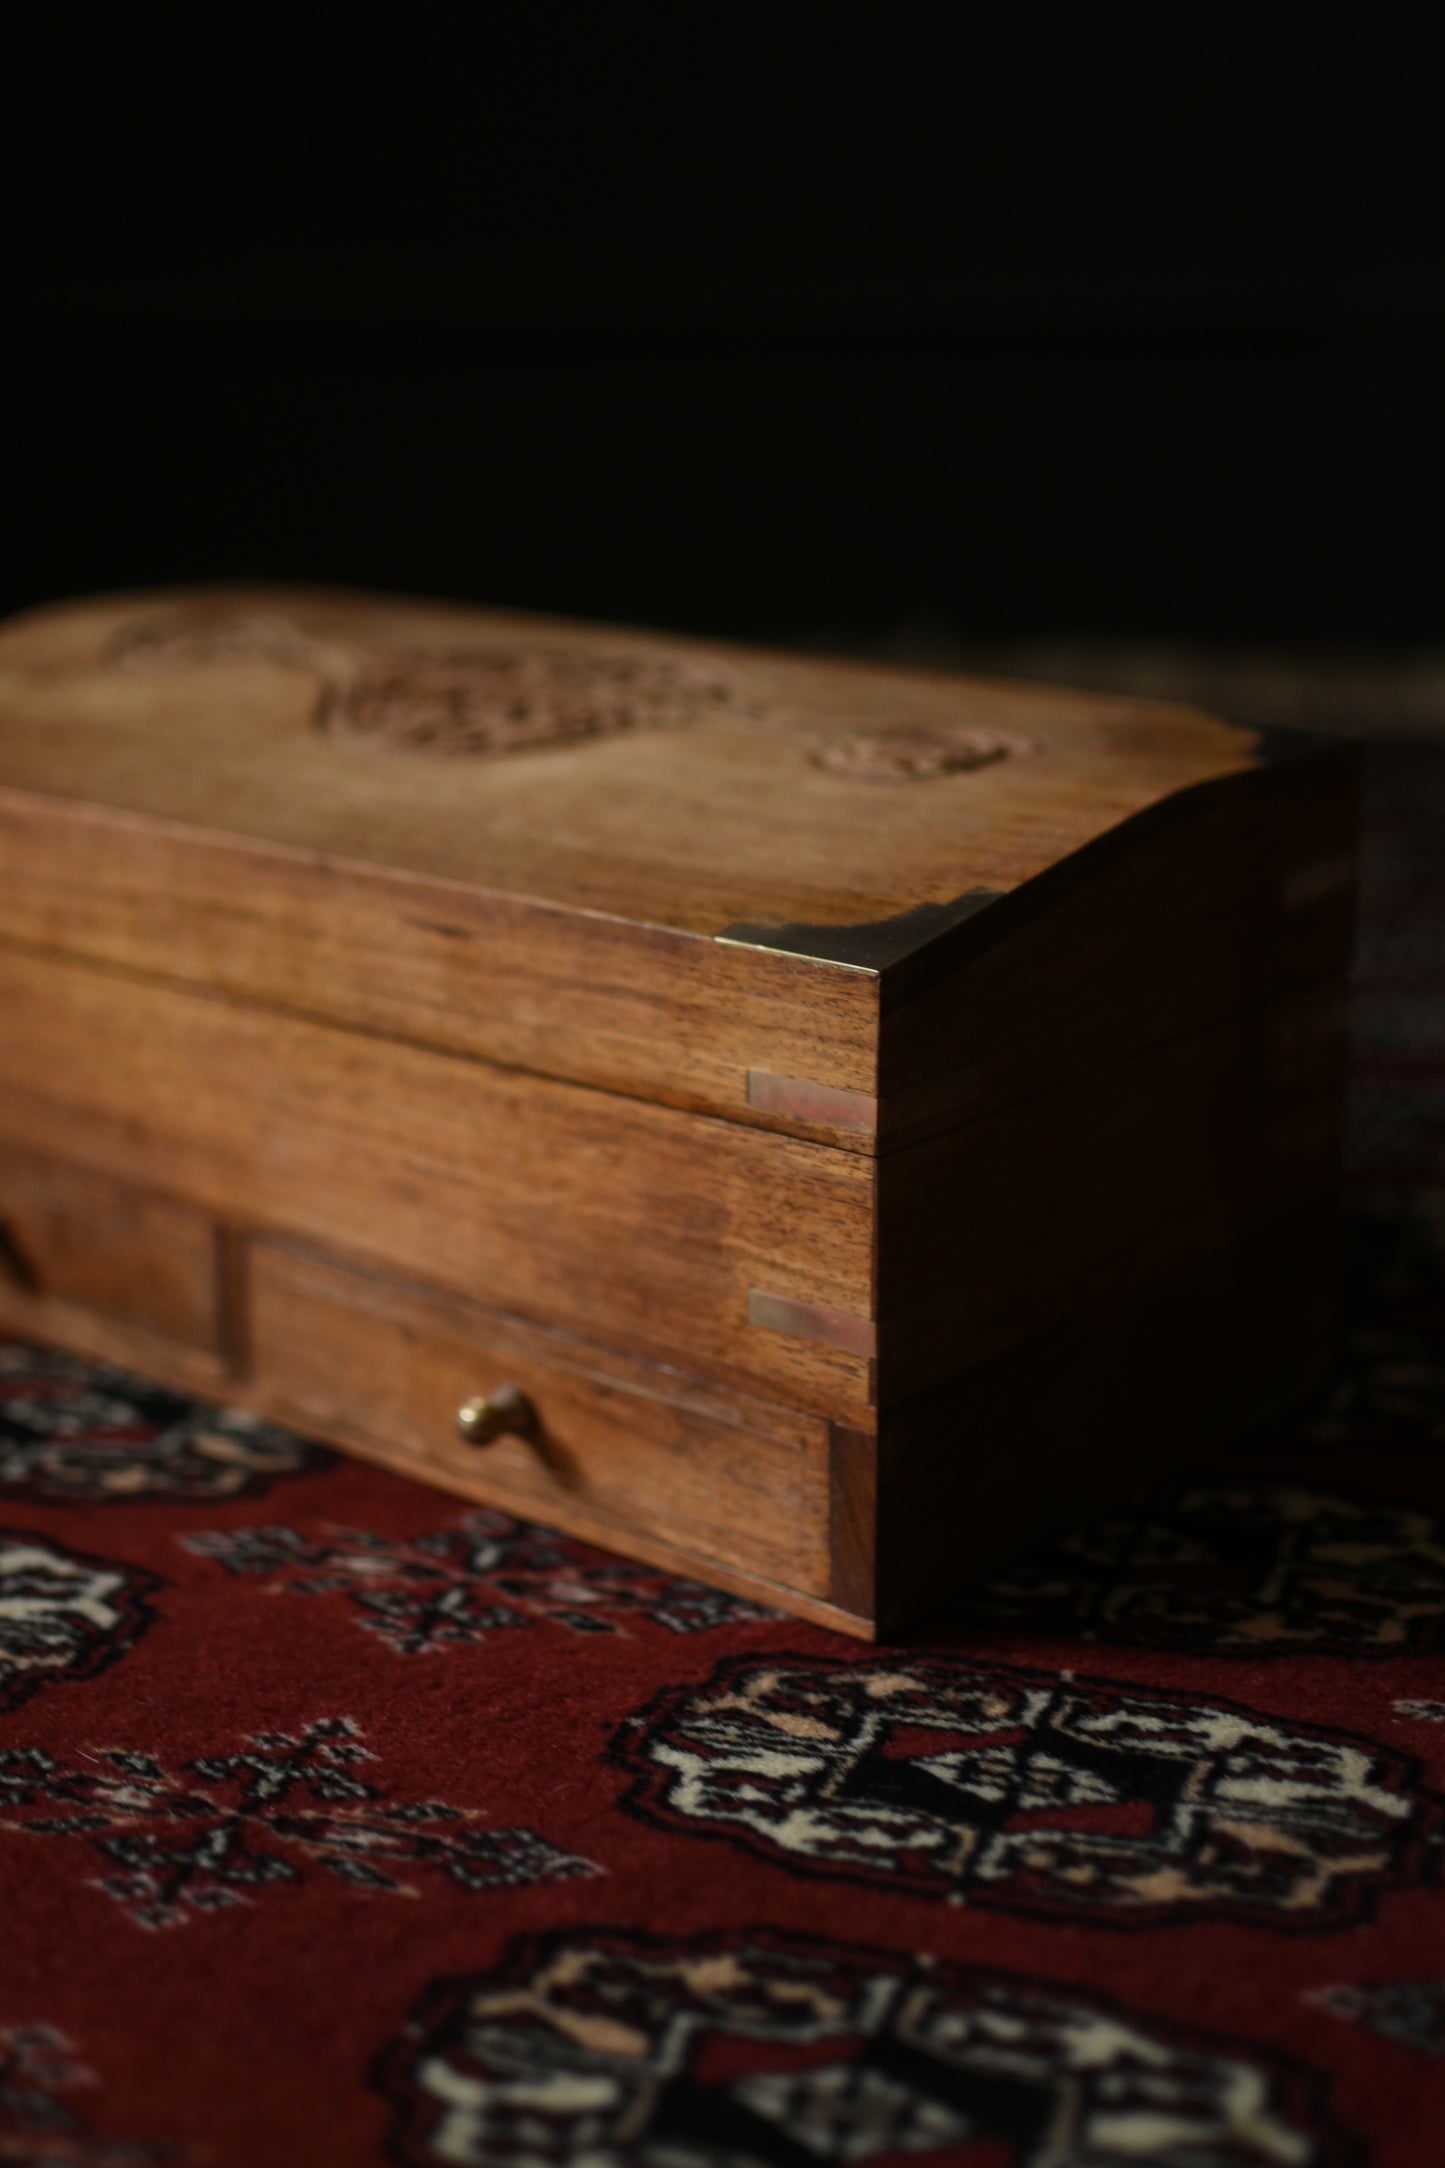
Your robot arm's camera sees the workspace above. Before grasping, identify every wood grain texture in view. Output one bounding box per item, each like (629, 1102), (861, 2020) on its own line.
(827, 1424), (879, 1616)
(877, 749), (1359, 1148)
(0, 1142), (219, 1350)
(247, 1240), (834, 1598)
(0, 1250), (867, 1632)
(0, 588), (1352, 1164)
(0, 944), (875, 1420)
(0, 585), (1268, 941)
(0, 790), (879, 1145)
(877, 984), (1349, 1395)
(0, 586), (1363, 1636)
(0, 1279), (232, 1400)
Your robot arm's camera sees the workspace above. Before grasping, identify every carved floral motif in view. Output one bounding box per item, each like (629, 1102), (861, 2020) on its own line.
(323, 646), (763, 756)
(106, 606), (1030, 778)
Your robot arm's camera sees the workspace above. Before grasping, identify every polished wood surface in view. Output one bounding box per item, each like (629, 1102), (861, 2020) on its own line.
(0, 945), (875, 1419)
(0, 742), (1358, 1148)
(0, 585), (1361, 1633)
(0, 585), (1289, 1144)
(0, 1279), (233, 1402)
(879, 984), (1347, 1393)
(248, 1240), (833, 1599)
(878, 747), (1358, 1146)
(0, 1142), (219, 1350)
(0, 791), (879, 1144)
(0, 585), (1267, 937)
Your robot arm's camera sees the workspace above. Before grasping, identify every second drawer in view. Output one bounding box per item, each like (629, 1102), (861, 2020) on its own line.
(246, 1239), (832, 1598)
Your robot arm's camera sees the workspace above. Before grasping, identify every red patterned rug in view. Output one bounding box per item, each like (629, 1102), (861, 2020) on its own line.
(3, 749), (1443, 2167)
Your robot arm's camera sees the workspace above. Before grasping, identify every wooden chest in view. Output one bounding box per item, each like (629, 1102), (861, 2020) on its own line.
(0, 588), (1357, 1634)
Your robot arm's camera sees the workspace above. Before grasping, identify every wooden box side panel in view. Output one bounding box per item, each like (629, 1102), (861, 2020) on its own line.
(0, 943), (876, 1420)
(877, 982), (1349, 1398)
(0, 1280), (235, 1401)
(0, 1141), (221, 1351)
(0, 788), (880, 1147)
(877, 747), (1359, 1147)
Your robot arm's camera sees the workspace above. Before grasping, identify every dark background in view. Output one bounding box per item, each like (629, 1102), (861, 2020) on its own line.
(7, 21), (1442, 656)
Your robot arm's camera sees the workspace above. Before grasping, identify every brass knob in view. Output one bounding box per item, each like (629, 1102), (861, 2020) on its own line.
(455, 1384), (536, 1447)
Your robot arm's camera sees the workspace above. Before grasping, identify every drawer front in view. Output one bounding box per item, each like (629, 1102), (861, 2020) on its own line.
(247, 1241), (832, 1597)
(0, 1144), (220, 1350)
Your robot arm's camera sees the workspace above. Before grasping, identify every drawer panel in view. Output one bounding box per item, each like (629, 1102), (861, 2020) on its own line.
(0, 1143), (220, 1350)
(247, 1241), (832, 1596)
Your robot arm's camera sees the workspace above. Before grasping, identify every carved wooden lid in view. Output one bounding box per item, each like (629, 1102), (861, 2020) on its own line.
(0, 585), (1268, 953)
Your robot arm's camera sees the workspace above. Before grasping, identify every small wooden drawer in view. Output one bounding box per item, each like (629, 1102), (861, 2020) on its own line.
(247, 1241), (832, 1598)
(0, 1144), (220, 1351)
